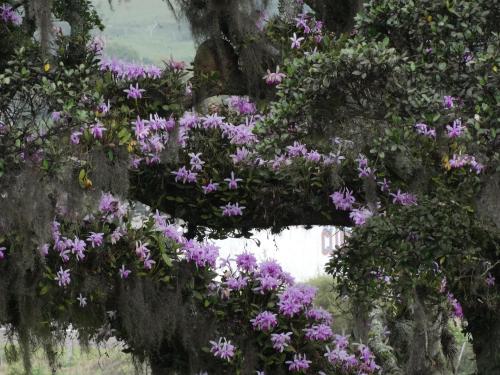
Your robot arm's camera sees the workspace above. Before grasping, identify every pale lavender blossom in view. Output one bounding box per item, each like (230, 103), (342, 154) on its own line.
(90, 123), (106, 139)
(209, 337), (236, 360)
(135, 241), (150, 260)
(179, 112), (199, 129)
(414, 123), (436, 138)
(250, 311), (278, 332)
(221, 202), (245, 216)
(202, 113), (225, 129)
(377, 178), (391, 192)
(202, 180), (219, 194)
(230, 147), (251, 164)
(143, 255), (156, 270)
(39, 244), (49, 257)
(87, 232), (104, 248)
(306, 308), (333, 324)
(305, 150), (322, 162)
(287, 141), (307, 157)
(70, 131), (82, 144)
(446, 119), (465, 138)
(226, 276), (249, 290)
(278, 285), (317, 317)
(228, 96), (256, 114)
(189, 153), (205, 171)
(77, 294), (87, 307)
(71, 237), (87, 261)
(55, 267), (71, 287)
(286, 354), (311, 372)
(236, 252), (257, 272)
(124, 83), (145, 99)
(390, 190), (418, 206)
(132, 116), (150, 140)
(51, 111), (62, 122)
(443, 95), (455, 109)
(486, 273), (495, 287)
(270, 332), (292, 352)
(330, 189), (356, 211)
(303, 323), (333, 341)
(349, 208), (373, 225)
(111, 228), (125, 244)
(0, 4), (22, 25)
(0, 246), (5, 260)
(290, 33), (305, 49)
(263, 66), (286, 85)
(224, 172), (242, 189)
(119, 264), (131, 279)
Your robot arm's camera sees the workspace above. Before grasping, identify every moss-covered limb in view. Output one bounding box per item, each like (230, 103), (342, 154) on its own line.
(368, 305), (403, 375)
(130, 164), (353, 239)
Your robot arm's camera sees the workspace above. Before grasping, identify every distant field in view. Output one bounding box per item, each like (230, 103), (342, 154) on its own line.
(0, 338), (139, 375)
(92, 0), (196, 64)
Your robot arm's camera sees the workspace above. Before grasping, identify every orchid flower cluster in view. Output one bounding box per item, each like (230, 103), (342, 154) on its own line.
(0, 4), (22, 26)
(42, 193), (223, 293)
(202, 253), (381, 374)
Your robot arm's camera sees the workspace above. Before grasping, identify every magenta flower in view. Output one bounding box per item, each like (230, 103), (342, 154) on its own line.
(179, 111), (199, 129)
(278, 285), (317, 317)
(146, 65), (163, 78)
(209, 337), (236, 361)
(414, 123), (436, 138)
(263, 66), (286, 85)
(202, 113), (225, 129)
(446, 119), (465, 138)
(287, 141), (307, 157)
(270, 332), (292, 352)
(230, 147), (251, 164)
(90, 123), (106, 139)
(71, 237), (87, 261)
(224, 171), (242, 189)
(143, 255), (156, 270)
(306, 308), (333, 324)
(486, 273), (495, 287)
(349, 208), (373, 226)
(124, 83), (145, 99)
(228, 96), (256, 114)
(290, 33), (305, 49)
(87, 232), (104, 248)
(226, 276), (249, 290)
(132, 116), (150, 140)
(119, 264), (131, 279)
(305, 150), (322, 162)
(236, 252), (257, 272)
(286, 354), (311, 372)
(55, 267), (71, 287)
(202, 180), (219, 194)
(304, 323), (333, 341)
(250, 311), (278, 332)
(377, 178), (391, 192)
(70, 131), (82, 144)
(330, 189), (356, 211)
(443, 95), (454, 109)
(135, 241), (150, 260)
(221, 202), (245, 217)
(390, 190), (418, 206)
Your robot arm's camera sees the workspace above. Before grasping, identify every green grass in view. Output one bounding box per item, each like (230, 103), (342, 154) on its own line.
(0, 342), (139, 375)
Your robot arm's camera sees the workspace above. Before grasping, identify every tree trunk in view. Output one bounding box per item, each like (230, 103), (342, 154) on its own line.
(406, 287), (450, 375)
(467, 313), (500, 374)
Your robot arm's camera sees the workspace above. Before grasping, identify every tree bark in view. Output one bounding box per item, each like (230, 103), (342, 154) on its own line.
(406, 287), (451, 375)
(466, 311), (500, 374)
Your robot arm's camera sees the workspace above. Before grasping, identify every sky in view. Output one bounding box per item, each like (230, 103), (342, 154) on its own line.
(215, 226), (344, 282)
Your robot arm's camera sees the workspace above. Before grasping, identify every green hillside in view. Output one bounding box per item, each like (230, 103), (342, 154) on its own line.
(92, 0), (196, 64)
